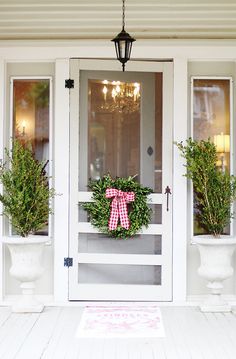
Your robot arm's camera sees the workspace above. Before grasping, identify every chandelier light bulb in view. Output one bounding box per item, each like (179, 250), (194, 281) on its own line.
(116, 85), (121, 93)
(102, 85), (108, 100)
(112, 88), (117, 100)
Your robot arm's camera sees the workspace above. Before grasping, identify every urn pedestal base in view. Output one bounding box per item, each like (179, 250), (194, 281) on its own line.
(12, 282), (44, 313)
(2, 237), (47, 313)
(194, 235), (236, 313)
(200, 294), (231, 312)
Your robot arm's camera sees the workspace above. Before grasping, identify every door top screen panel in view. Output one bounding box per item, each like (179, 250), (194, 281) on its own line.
(79, 71), (163, 193)
(88, 79), (140, 182)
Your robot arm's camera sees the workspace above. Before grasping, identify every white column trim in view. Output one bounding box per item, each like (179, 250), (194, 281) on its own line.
(172, 57), (188, 302)
(53, 59), (70, 302)
(0, 58), (4, 301)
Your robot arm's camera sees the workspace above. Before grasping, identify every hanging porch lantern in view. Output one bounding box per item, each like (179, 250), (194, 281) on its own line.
(111, 0), (136, 72)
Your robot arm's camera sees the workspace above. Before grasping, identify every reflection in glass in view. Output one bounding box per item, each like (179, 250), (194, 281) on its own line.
(193, 78), (231, 235)
(155, 73), (163, 193)
(13, 79), (50, 163)
(80, 71), (164, 191)
(88, 79), (140, 181)
(12, 79), (50, 235)
(193, 79), (230, 171)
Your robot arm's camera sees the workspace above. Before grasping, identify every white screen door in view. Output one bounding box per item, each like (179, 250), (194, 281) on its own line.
(69, 59), (173, 301)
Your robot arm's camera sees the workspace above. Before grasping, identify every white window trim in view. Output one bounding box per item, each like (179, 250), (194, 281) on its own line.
(9, 76), (53, 240)
(190, 76), (234, 238)
(53, 59), (70, 302)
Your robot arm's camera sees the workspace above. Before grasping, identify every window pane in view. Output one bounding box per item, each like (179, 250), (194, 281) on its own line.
(88, 79), (140, 181)
(155, 73), (163, 193)
(12, 78), (50, 235)
(79, 71), (163, 194)
(13, 79), (50, 163)
(193, 78), (230, 171)
(193, 78), (231, 235)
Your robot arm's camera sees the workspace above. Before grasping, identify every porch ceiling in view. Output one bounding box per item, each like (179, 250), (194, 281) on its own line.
(0, 0), (236, 41)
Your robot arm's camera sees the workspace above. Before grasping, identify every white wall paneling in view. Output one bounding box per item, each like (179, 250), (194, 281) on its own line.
(53, 59), (70, 302)
(0, 59), (5, 301)
(172, 58), (188, 302)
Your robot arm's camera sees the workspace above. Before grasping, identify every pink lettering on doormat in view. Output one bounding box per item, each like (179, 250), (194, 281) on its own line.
(76, 306), (165, 338)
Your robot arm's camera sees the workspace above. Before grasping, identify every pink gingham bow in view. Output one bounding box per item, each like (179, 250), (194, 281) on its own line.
(105, 188), (135, 230)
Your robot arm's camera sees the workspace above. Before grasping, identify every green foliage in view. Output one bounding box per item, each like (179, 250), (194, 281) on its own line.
(176, 138), (236, 237)
(82, 174), (153, 239)
(0, 139), (56, 237)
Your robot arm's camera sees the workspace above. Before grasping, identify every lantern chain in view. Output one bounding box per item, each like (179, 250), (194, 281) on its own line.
(122, 0), (125, 30)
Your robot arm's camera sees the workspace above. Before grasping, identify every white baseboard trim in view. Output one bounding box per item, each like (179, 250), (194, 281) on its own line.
(1, 295), (236, 308)
(1, 295), (54, 306)
(187, 294), (236, 306)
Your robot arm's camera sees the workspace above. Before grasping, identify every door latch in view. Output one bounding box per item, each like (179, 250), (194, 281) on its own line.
(164, 186), (171, 211)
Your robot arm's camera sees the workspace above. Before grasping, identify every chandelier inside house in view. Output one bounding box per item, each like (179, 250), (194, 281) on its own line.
(98, 80), (140, 114)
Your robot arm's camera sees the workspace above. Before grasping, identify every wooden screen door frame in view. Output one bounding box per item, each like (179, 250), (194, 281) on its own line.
(68, 59), (173, 301)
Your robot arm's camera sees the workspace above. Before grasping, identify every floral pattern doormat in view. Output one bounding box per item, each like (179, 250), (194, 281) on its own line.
(76, 306), (165, 338)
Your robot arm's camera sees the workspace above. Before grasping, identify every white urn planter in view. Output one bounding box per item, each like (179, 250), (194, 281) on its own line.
(193, 235), (236, 312)
(2, 236), (47, 313)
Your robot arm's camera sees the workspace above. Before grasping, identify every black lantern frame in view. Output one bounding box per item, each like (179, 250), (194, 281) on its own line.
(111, 0), (136, 71)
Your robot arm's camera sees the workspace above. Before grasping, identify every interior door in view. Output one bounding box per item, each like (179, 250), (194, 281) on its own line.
(69, 59), (173, 301)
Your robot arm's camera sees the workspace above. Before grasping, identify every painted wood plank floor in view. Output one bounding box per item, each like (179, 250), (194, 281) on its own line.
(0, 306), (236, 359)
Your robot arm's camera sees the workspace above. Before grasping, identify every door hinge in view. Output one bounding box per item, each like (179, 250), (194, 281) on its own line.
(65, 79), (74, 89)
(64, 257), (73, 267)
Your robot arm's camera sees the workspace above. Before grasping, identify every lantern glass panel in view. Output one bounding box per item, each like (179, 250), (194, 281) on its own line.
(119, 40), (126, 59)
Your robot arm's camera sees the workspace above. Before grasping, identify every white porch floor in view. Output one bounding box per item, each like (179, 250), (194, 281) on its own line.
(0, 306), (236, 359)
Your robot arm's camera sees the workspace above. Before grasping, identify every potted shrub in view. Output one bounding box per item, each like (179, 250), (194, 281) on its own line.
(0, 139), (56, 313)
(176, 138), (236, 312)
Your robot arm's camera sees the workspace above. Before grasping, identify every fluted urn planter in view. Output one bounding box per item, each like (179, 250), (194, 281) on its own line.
(3, 236), (47, 313)
(193, 235), (236, 312)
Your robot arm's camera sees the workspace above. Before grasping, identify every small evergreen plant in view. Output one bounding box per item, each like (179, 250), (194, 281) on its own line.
(0, 139), (56, 237)
(176, 138), (236, 237)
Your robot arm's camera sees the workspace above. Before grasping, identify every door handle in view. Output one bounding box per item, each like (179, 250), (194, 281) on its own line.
(164, 186), (171, 211)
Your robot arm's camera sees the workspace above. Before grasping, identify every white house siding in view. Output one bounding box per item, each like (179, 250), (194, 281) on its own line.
(0, 0), (236, 40)
(0, 41), (236, 303)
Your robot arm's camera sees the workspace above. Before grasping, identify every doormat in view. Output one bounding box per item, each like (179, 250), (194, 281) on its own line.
(76, 306), (165, 338)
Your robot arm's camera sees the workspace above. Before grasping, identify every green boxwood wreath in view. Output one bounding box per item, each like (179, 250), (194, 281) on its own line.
(82, 174), (153, 239)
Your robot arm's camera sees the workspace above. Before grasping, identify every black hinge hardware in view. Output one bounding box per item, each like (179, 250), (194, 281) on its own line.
(65, 79), (74, 89)
(164, 186), (171, 212)
(64, 257), (73, 267)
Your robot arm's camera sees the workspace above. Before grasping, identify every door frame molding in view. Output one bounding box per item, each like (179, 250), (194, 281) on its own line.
(53, 57), (188, 304)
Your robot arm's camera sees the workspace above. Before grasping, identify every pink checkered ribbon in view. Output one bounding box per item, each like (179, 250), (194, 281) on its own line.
(105, 188), (135, 230)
